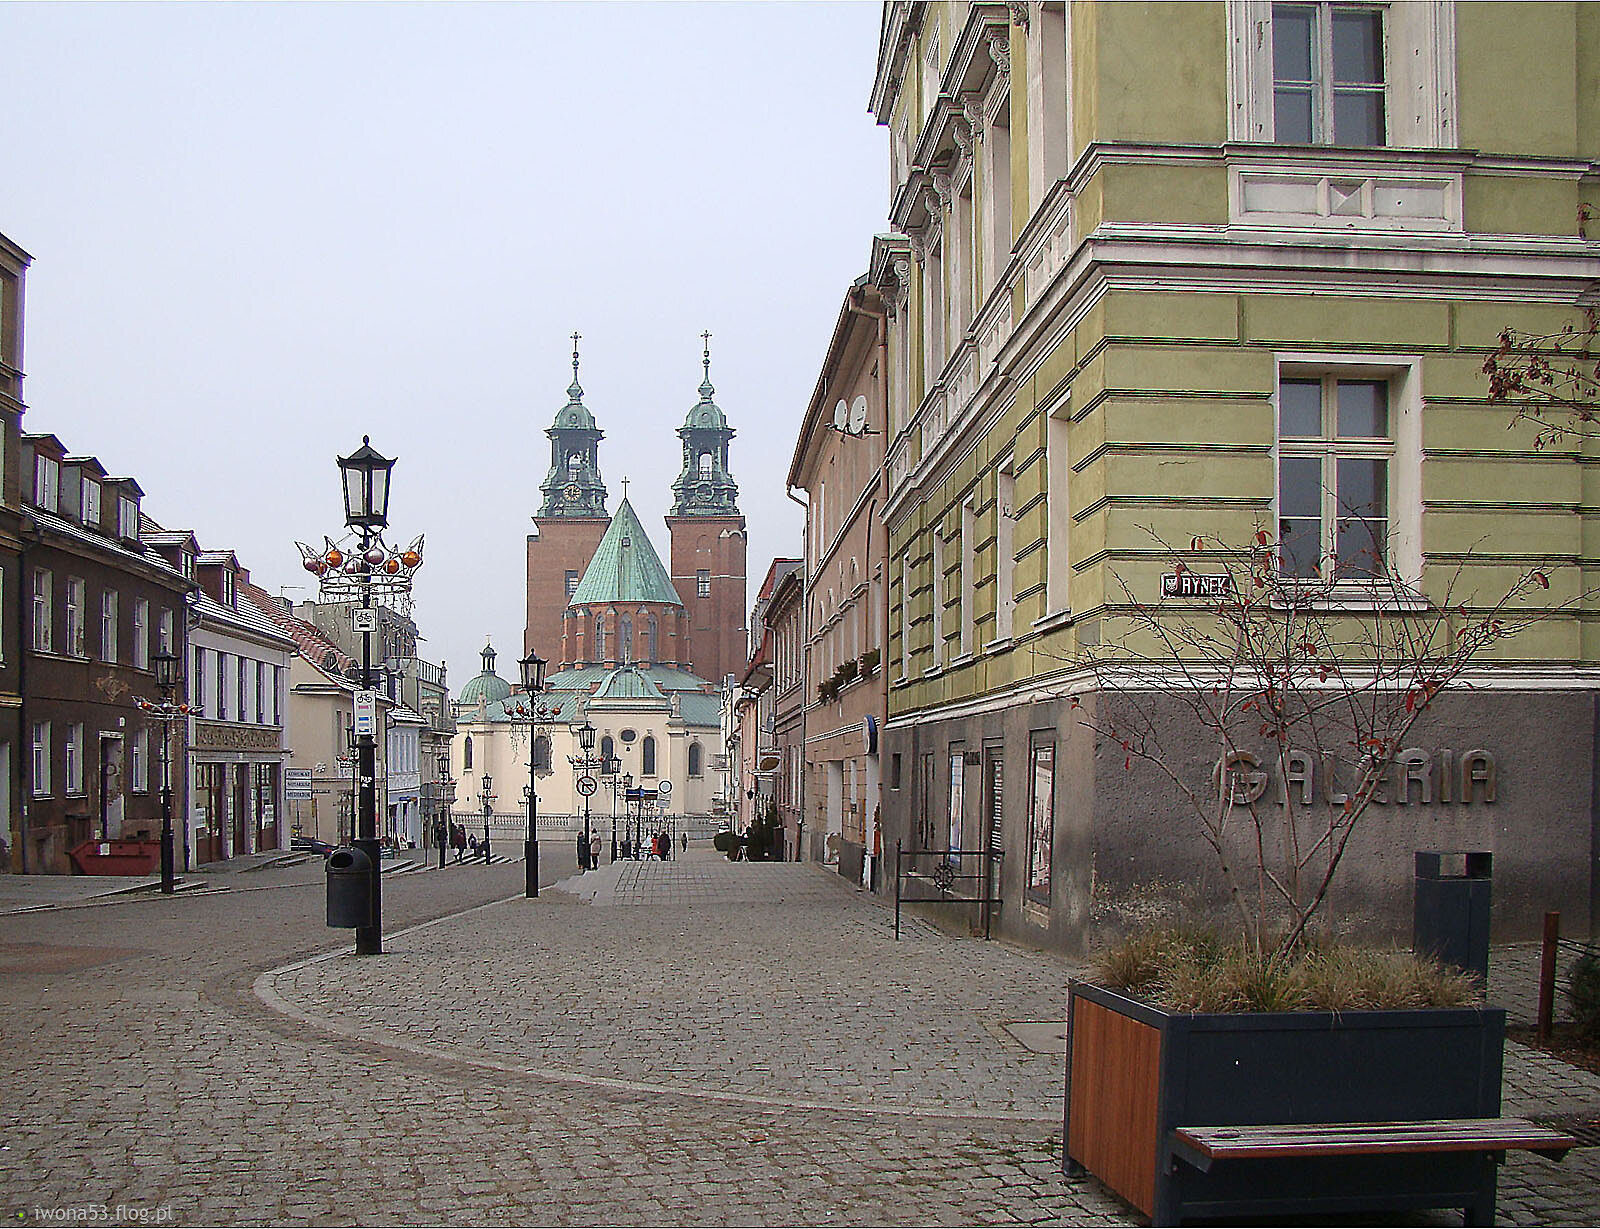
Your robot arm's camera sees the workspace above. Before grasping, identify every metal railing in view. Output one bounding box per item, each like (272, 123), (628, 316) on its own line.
(893, 841), (1004, 940)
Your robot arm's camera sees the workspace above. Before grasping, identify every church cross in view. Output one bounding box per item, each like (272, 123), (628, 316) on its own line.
(621, 476), (630, 500)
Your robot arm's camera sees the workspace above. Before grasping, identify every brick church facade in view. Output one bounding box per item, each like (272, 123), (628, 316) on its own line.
(524, 338), (747, 685)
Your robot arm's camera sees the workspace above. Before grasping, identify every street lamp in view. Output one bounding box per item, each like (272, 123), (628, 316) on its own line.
(601, 754), (620, 864)
(435, 750), (451, 870)
(622, 771), (634, 859)
(481, 771), (493, 863)
(297, 436), (423, 955)
(519, 650), (547, 897)
(134, 650), (193, 895)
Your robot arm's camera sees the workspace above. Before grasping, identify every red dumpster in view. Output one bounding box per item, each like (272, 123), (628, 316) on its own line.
(68, 839), (161, 876)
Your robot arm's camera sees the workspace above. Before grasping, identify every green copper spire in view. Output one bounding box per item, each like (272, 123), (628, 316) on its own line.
(570, 495), (684, 608)
(670, 331), (740, 517)
(539, 332), (608, 518)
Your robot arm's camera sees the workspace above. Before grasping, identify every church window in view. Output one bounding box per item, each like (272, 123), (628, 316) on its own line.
(699, 453), (714, 479)
(647, 615), (658, 664)
(567, 453), (582, 479)
(594, 616), (606, 662)
(642, 735), (657, 776)
(464, 736), (473, 770)
(620, 615), (633, 663)
(565, 570), (579, 597)
(697, 569), (710, 598)
(688, 741), (702, 777)
(601, 734), (614, 760)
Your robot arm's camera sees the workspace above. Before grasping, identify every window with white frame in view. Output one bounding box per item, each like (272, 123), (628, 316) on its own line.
(133, 598), (148, 669)
(697, 569), (710, 598)
(1230, 1), (1456, 147)
(222, 568), (235, 608)
(65, 577), (86, 657)
(1272, 3), (1384, 145)
(118, 495), (138, 539)
(31, 722), (50, 796)
(960, 500), (975, 656)
(1027, 2), (1070, 208)
(1045, 397), (1073, 614)
(997, 462), (1018, 637)
(257, 661), (267, 724)
(34, 455), (58, 512)
(65, 723), (83, 795)
(272, 664), (281, 725)
(80, 477), (101, 527)
(1277, 371), (1397, 580)
(131, 728), (149, 793)
(217, 651), (228, 720)
(32, 569), (51, 652)
(100, 590), (118, 663)
(157, 608), (173, 655)
(238, 656), (249, 723)
(900, 557), (912, 679)
(982, 96), (1013, 295)
(192, 645), (205, 710)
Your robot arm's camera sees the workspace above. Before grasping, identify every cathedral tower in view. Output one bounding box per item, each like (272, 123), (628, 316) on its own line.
(525, 335), (610, 661)
(666, 335), (748, 685)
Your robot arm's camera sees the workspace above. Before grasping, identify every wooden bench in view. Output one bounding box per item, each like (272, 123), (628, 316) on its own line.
(1161, 1118), (1575, 1226)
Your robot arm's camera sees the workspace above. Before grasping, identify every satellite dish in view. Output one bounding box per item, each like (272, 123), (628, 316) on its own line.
(832, 400), (849, 430)
(849, 396), (869, 435)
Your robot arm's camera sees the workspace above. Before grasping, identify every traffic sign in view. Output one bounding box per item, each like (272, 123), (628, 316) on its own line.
(352, 607), (378, 633)
(354, 689), (376, 735)
(656, 779), (672, 797)
(576, 776), (598, 797)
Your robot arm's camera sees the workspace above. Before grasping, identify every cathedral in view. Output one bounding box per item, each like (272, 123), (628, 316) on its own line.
(524, 336), (747, 686)
(446, 339), (747, 829)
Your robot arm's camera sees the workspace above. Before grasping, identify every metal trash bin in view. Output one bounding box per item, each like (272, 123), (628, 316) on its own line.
(1413, 851), (1492, 985)
(326, 846), (374, 929)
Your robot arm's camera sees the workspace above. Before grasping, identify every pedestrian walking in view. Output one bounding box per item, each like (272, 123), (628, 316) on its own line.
(680, 831), (688, 853)
(468, 833), (479, 860)
(451, 822), (467, 863)
(589, 829), (602, 869)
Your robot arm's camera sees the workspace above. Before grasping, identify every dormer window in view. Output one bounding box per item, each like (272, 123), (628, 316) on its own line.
(222, 568), (236, 608)
(34, 455), (58, 512)
(80, 478), (100, 527)
(118, 496), (138, 540)
(181, 551), (195, 579)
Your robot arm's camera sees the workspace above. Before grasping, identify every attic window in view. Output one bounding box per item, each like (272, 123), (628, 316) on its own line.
(621, 536), (631, 548)
(322, 651), (339, 671)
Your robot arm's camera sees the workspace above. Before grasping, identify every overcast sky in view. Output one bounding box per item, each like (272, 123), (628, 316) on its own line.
(2, 0), (886, 689)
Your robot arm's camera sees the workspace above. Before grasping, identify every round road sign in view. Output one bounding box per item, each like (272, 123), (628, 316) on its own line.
(576, 775), (598, 796)
(657, 779), (672, 796)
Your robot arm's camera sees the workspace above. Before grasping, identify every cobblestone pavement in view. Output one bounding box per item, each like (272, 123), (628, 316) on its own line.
(1, 849), (1597, 1226)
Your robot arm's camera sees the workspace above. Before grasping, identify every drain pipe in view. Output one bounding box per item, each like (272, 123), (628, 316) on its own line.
(786, 485), (809, 862)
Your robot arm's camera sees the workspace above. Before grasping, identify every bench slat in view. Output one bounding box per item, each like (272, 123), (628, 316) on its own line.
(1176, 1118), (1576, 1162)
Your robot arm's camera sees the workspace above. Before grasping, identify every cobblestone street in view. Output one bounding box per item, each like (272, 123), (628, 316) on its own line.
(2, 849), (1597, 1226)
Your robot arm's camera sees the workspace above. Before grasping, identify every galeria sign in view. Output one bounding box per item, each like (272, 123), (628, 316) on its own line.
(1219, 749), (1497, 806)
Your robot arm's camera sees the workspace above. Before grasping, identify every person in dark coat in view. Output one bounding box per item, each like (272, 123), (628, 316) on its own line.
(578, 834), (590, 871)
(451, 822), (467, 863)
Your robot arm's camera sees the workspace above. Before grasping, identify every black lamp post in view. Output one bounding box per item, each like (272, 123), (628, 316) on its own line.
(601, 754), (620, 864)
(579, 716), (598, 857)
(435, 751), (450, 870)
(337, 436), (395, 955)
(136, 650), (190, 896)
(622, 771), (634, 859)
(519, 651), (547, 897)
(481, 771), (493, 863)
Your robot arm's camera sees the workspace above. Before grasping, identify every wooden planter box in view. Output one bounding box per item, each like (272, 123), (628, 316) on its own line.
(1064, 980), (1506, 1224)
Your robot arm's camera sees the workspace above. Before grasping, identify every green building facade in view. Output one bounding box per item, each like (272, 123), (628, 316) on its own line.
(870, 1), (1600, 949)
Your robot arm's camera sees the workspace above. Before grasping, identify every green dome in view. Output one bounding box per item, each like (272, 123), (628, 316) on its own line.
(458, 642), (513, 705)
(553, 379), (598, 430)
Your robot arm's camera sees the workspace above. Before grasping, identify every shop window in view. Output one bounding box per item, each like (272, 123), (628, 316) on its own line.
(1027, 734), (1054, 905)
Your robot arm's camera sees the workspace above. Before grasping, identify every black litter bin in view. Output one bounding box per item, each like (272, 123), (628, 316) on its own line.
(1413, 850), (1492, 984)
(326, 845), (375, 928)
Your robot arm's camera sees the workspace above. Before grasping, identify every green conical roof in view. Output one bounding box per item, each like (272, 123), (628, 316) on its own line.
(569, 498), (683, 608)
